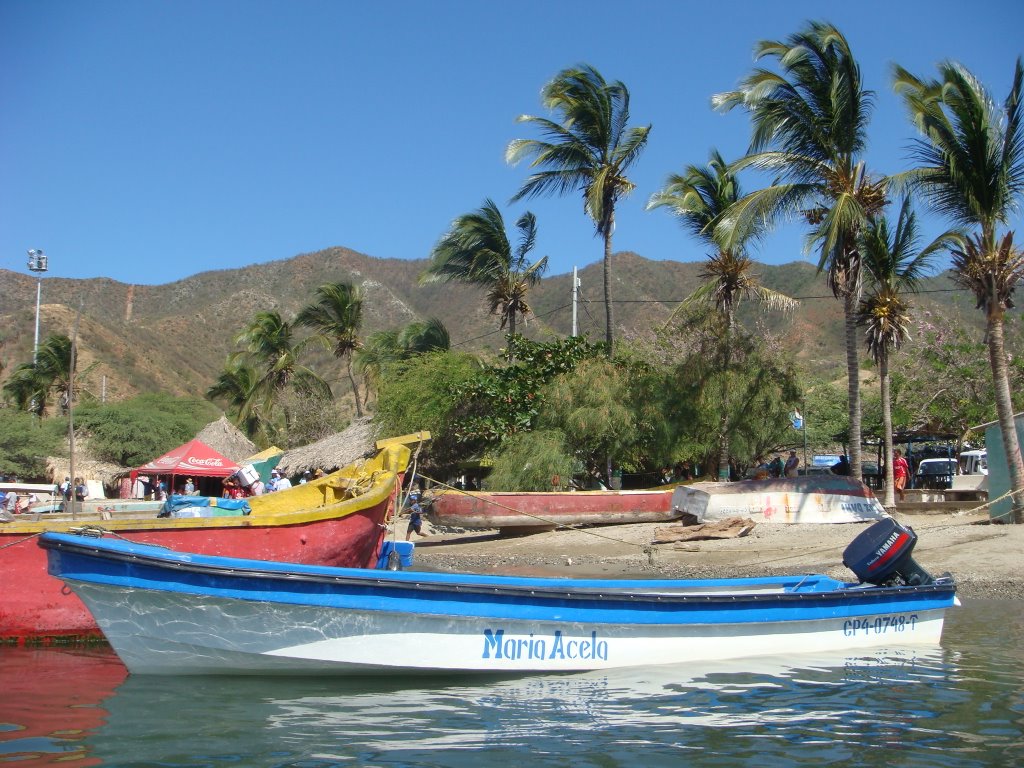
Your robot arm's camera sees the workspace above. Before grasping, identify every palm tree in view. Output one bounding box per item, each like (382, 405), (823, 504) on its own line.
(398, 317), (451, 355)
(713, 21), (887, 480)
(207, 359), (272, 443)
(857, 198), (961, 508)
(893, 58), (1024, 522)
(2, 363), (49, 415)
(1, 334), (82, 416)
(235, 311), (330, 434)
(506, 64), (651, 352)
(648, 149), (797, 480)
(296, 282), (365, 418)
(422, 199), (547, 356)
(354, 319), (452, 408)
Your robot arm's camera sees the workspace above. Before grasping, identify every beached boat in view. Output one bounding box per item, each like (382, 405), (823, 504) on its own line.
(0, 435), (423, 641)
(428, 487), (678, 533)
(672, 475), (889, 524)
(40, 518), (956, 675)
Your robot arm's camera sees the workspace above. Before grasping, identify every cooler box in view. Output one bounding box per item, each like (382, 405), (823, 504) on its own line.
(376, 540), (415, 570)
(237, 465), (259, 487)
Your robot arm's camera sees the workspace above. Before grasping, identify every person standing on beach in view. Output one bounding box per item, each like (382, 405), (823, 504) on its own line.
(893, 449), (910, 501)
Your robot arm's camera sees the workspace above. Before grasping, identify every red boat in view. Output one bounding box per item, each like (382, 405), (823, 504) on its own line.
(0, 440), (415, 642)
(428, 487), (679, 534)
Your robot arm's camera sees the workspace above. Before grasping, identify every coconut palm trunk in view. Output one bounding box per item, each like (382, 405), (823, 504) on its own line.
(986, 305), (1024, 522)
(603, 218), (614, 349)
(718, 307), (735, 481)
(843, 290), (862, 479)
(879, 348), (896, 508)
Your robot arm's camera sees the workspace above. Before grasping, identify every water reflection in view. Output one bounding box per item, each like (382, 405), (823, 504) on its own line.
(0, 645), (126, 767)
(1, 600), (1021, 767)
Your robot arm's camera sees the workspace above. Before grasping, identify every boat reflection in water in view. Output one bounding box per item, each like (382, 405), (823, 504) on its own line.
(81, 647), (946, 766)
(0, 646), (125, 767)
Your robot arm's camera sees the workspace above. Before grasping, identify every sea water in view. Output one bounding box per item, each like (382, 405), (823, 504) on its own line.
(1, 599), (1021, 767)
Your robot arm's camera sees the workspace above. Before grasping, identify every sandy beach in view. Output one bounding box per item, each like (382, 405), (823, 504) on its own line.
(414, 509), (1024, 600)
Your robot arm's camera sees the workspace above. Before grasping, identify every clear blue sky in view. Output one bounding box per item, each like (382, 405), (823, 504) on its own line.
(2, 0), (1022, 285)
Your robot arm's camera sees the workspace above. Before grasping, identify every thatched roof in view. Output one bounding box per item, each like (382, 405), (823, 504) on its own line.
(275, 418), (379, 475)
(194, 416), (257, 463)
(46, 455), (128, 486)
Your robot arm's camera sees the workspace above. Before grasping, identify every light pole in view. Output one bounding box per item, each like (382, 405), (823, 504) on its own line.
(27, 249), (48, 363)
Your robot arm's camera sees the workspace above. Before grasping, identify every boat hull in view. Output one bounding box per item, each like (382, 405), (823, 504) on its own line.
(672, 476), (889, 524)
(41, 533), (956, 676)
(0, 446), (408, 641)
(430, 488), (677, 532)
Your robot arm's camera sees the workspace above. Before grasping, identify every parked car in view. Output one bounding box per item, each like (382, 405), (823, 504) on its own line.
(913, 458), (958, 490)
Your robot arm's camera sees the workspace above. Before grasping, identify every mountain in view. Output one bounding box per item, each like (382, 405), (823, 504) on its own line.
(0, 247), (988, 411)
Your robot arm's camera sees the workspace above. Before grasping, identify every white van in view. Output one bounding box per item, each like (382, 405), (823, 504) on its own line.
(959, 450), (987, 476)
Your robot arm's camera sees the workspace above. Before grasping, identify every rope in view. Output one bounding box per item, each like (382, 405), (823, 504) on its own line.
(952, 486), (1024, 522)
(0, 531), (44, 551)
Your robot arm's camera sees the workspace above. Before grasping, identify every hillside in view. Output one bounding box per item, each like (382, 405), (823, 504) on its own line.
(0, 247), (991, 412)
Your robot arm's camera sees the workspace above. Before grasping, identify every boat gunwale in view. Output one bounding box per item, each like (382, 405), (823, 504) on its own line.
(40, 533), (958, 607)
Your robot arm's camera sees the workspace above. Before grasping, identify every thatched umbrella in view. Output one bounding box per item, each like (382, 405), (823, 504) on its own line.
(275, 418), (379, 476)
(194, 416), (257, 464)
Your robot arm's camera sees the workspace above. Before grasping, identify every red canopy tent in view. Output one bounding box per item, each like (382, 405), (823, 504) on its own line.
(131, 439), (240, 495)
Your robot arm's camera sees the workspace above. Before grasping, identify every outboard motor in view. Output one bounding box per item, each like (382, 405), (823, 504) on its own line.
(843, 518), (935, 587)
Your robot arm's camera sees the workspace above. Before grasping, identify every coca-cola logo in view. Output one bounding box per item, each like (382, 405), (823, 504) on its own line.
(188, 457), (225, 467)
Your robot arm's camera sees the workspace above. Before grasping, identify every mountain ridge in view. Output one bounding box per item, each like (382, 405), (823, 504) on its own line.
(0, 247), (986, 412)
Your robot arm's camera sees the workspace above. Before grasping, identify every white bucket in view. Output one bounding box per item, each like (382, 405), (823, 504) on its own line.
(236, 465), (259, 488)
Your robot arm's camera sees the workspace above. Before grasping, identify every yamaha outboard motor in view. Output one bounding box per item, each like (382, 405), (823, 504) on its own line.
(843, 518), (935, 587)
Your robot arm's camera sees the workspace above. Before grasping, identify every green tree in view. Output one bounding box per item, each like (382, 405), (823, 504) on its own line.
(893, 57), (1024, 521)
(666, 313), (801, 476)
(486, 429), (576, 492)
(451, 335), (603, 452)
(234, 310), (330, 438)
(422, 200), (547, 354)
(540, 357), (635, 481)
(75, 394), (220, 467)
(373, 350), (482, 467)
(507, 64), (651, 351)
(0, 410), (63, 479)
(893, 310), (1024, 438)
(714, 21), (888, 480)
(648, 149), (796, 479)
(296, 282), (365, 418)
(856, 198), (959, 507)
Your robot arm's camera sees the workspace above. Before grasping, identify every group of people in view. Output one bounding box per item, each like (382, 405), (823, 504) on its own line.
(57, 476), (90, 501)
(657, 460), (700, 485)
(222, 468), (324, 498)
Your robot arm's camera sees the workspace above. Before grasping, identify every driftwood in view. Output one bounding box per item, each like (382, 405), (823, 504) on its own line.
(653, 516), (757, 544)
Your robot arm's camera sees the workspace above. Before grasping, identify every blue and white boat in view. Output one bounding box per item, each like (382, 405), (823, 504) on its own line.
(38, 520), (957, 676)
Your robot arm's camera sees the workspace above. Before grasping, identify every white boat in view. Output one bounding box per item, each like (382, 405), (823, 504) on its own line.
(672, 475), (888, 524)
(39, 519), (957, 676)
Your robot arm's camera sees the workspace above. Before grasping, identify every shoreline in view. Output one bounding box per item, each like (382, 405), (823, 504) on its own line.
(412, 510), (1024, 601)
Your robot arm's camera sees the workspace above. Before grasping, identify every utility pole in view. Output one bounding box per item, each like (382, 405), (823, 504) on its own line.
(27, 249), (48, 363)
(571, 266), (580, 337)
